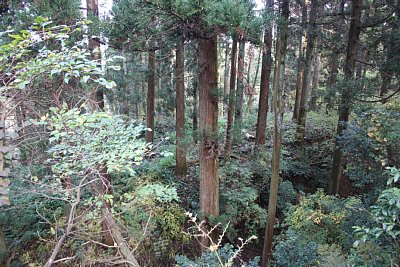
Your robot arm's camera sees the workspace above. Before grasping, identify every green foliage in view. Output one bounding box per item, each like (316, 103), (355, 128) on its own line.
(0, 169), (66, 262)
(205, 0), (263, 42)
(284, 190), (350, 245)
(349, 241), (390, 266)
(135, 183), (179, 203)
(273, 230), (320, 267)
(317, 244), (349, 267)
(175, 243), (260, 267)
(140, 152), (176, 182)
(341, 109), (400, 193)
(0, 18), (116, 90)
(218, 186), (267, 241)
(44, 106), (147, 178)
(353, 185), (400, 261)
(29, 0), (82, 24)
(277, 180), (297, 211)
(120, 182), (187, 260)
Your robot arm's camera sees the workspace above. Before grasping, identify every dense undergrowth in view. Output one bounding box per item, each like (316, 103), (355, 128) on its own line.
(2, 103), (399, 266)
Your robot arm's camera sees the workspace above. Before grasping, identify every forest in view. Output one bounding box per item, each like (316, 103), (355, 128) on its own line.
(0, 0), (399, 266)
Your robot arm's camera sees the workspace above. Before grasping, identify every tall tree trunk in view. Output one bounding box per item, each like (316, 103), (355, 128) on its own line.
(261, 0), (289, 265)
(122, 47), (131, 118)
(199, 36), (219, 242)
(223, 41), (230, 116)
(255, 0), (273, 146)
(87, 0), (104, 110)
(0, 225), (9, 267)
(297, 0), (318, 142)
(309, 52), (320, 111)
(141, 53), (147, 118)
(246, 45), (254, 111)
(175, 42), (187, 176)
(328, 0), (362, 195)
(252, 45), (262, 90)
(0, 110), (10, 267)
(292, 0), (307, 122)
(325, 5), (343, 111)
(87, 0), (113, 246)
(224, 37), (238, 155)
(146, 50), (156, 143)
(234, 39), (245, 142)
(157, 51), (162, 112)
(192, 46), (199, 144)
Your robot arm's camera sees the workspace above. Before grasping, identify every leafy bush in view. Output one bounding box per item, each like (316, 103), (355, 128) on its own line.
(218, 186), (267, 241)
(341, 110), (400, 194)
(176, 243), (260, 267)
(273, 230), (320, 267)
(353, 185), (400, 263)
(283, 190), (350, 245)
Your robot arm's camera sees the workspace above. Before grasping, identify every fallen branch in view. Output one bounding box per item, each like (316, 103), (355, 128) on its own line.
(44, 183), (81, 267)
(102, 208), (140, 267)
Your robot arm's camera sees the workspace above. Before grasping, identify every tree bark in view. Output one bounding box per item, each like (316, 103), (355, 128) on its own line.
(175, 42), (187, 176)
(246, 45), (254, 111)
(255, 1), (273, 146)
(233, 39), (245, 142)
(192, 46), (199, 144)
(325, 6), (343, 112)
(252, 45), (262, 90)
(102, 209), (140, 267)
(329, 0), (362, 195)
(146, 50), (156, 143)
(309, 52), (320, 111)
(199, 36), (219, 237)
(0, 112), (10, 267)
(224, 37), (238, 155)
(292, 0), (307, 122)
(297, 0), (319, 141)
(223, 41), (230, 116)
(261, 0), (289, 265)
(0, 225), (9, 267)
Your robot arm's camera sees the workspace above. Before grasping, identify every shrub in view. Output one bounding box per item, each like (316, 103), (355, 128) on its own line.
(273, 230), (320, 267)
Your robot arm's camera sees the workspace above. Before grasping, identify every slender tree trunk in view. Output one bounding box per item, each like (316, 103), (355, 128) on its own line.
(223, 41), (230, 116)
(157, 51), (162, 112)
(87, 0), (104, 110)
(309, 52), (320, 111)
(122, 47), (131, 118)
(199, 36), (219, 242)
(255, 1), (273, 146)
(0, 110), (10, 267)
(297, 0), (319, 141)
(192, 47), (199, 144)
(175, 42), (187, 176)
(141, 53), (147, 119)
(292, 0), (307, 122)
(0, 225), (9, 267)
(146, 50), (156, 143)
(246, 45), (254, 111)
(252, 45), (262, 90)
(326, 5), (343, 112)
(329, 0), (362, 195)
(234, 39), (245, 142)
(261, 0), (289, 265)
(87, 1), (114, 246)
(224, 37), (238, 155)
